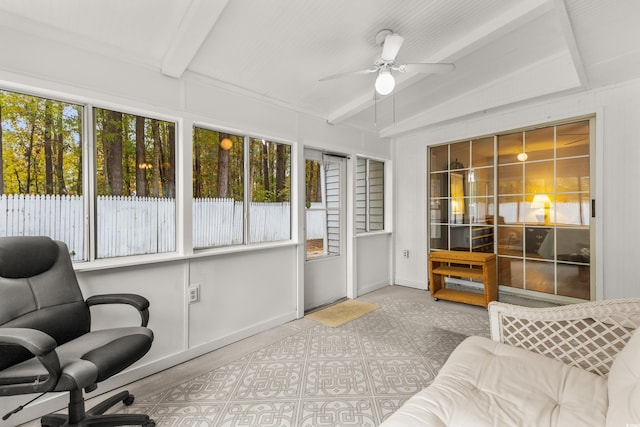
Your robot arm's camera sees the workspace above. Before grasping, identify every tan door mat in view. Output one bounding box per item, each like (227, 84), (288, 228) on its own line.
(305, 299), (380, 327)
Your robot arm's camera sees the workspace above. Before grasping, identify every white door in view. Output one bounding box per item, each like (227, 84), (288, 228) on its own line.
(304, 150), (347, 310)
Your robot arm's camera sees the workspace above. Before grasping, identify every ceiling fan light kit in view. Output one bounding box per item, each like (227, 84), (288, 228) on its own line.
(319, 29), (455, 96)
(375, 68), (395, 95)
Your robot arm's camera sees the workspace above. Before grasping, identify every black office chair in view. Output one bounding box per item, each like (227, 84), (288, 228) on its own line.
(0, 236), (155, 426)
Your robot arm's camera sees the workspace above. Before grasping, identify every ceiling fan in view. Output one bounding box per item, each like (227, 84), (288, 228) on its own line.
(319, 29), (455, 95)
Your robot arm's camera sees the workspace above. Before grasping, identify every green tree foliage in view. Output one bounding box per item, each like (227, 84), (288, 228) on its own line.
(192, 128), (244, 201)
(192, 130), (291, 203)
(95, 108), (175, 198)
(0, 90), (82, 195)
(249, 138), (290, 203)
(305, 160), (322, 205)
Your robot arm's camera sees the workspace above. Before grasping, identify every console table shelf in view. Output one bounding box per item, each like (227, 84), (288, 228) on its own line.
(429, 250), (497, 307)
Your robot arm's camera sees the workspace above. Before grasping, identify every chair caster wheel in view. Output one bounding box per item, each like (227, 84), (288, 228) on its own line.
(123, 394), (135, 406)
(434, 297), (439, 301)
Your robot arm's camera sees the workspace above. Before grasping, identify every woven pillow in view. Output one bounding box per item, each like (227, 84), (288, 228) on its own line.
(606, 328), (640, 427)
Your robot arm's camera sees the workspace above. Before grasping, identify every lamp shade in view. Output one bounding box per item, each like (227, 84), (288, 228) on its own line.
(375, 69), (395, 95)
(531, 194), (551, 209)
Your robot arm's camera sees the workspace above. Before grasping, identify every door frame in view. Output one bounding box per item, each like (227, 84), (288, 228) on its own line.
(297, 147), (355, 315)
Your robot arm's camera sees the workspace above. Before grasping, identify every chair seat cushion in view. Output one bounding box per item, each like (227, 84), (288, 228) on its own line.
(380, 336), (608, 427)
(0, 327), (153, 391)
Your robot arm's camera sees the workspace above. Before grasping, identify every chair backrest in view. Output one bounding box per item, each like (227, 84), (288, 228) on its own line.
(0, 236), (90, 370)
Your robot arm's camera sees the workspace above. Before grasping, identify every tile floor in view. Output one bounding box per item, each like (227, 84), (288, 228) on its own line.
(21, 285), (491, 426)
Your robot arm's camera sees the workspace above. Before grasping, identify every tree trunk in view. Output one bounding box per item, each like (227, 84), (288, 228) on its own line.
(44, 101), (54, 194)
(55, 109), (67, 195)
(217, 133), (230, 198)
(262, 142), (270, 193)
(316, 162), (322, 202)
(275, 144), (286, 201)
(104, 110), (123, 196)
(158, 126), (168, 196)
(135, 116), (147, 196)
(25, 116), (36, 193)
(167, 123), (175, 197)
(151, 120), (161, 197)
(56, 132), (66, 194)
(75, 106), (83, 195)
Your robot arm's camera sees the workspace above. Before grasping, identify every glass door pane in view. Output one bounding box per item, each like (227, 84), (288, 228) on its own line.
(497, 120), (592, 300)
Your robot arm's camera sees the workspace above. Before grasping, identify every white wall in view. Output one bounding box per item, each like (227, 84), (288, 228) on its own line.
(0, 25), (391, 424)
(356, 233), (392, 295)
(393, 78), (640, 300)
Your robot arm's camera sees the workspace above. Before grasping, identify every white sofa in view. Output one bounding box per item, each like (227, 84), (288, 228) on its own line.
(380, 299), (640, 427)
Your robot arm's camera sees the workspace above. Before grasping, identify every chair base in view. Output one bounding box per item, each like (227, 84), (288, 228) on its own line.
(40, 389), (154, 427)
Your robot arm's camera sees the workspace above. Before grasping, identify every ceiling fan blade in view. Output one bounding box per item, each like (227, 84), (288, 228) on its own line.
(319, 68), (377, 82)
(381, 33), (404, 62)
(397, 63), (455, 74)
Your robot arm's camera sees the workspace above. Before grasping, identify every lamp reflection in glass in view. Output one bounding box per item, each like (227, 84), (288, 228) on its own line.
(531, 194), (552, 224)
(375, 69), (395, 95)
(450, 173), (465, 224)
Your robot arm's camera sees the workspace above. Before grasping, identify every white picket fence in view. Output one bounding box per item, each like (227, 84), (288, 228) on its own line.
(97, 195), (175, 258)
(0, 194), (85, 258)
(1, 195), (296, 259)
(191, 198), (293, 247)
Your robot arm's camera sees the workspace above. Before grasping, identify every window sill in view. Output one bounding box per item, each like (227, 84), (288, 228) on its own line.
(73, 240), (298, 272)
(355, 230), (392, 238)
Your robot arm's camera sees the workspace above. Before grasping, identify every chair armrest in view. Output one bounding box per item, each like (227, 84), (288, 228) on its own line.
(488, 298), (640, 376)
(86, 293), (150, 327)
(0, 328), (61, 393)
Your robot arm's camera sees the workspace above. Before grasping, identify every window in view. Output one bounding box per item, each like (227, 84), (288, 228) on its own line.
(94, 108), (176, 258)
(0, 90), (85, 259)
(429, 138), (495, 252)
(428, 119), (592, 301)
(305, 153), (343, 258)
(192, 128), (244, 248)
(356, 157), (385, 232)
(496, 121), (591, 300)
(192, 128), (291, 248)
(1, 90), (178, 261)
(248, 138), (291, 243)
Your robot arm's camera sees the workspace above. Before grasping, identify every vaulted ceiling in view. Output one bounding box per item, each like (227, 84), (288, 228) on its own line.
(1, 0), (639, 138)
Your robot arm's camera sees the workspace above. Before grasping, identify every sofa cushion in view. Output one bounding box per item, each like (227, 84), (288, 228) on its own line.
(607, 328), (640, 427)
(380, 336), (608, 427)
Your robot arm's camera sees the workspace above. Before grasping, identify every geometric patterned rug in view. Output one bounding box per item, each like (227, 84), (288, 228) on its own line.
(111, 286), (490, 426)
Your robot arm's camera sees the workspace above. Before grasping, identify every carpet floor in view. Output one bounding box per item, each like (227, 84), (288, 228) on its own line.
(48, 286), (490, 426)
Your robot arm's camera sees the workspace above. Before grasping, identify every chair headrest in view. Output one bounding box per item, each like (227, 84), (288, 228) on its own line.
(0, 236), (60, 279)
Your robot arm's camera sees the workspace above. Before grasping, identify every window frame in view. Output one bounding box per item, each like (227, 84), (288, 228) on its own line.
(0, 84), (181, 264)
(192, 124), (294, 250)
(91, 105), (178, 259)
(427, 116), (594, 303)
(355, 156), (386, 234)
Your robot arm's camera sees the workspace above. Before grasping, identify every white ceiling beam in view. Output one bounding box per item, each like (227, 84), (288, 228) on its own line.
(161, 0), (230, 78)
(552, 0), (588, 86)
(327, 0), (555, 125)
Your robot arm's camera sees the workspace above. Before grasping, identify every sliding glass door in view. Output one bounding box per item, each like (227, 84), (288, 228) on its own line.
(428, 118), (593, 301)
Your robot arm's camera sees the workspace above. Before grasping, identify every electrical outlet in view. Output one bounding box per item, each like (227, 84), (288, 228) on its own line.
(403, 250), (409, 258)
(188, 284), (200, 303)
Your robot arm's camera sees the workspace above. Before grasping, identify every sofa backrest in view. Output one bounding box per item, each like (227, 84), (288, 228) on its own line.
(606, 328), (640, 426)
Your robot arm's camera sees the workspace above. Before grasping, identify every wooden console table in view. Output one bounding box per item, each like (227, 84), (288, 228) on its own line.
(429, 250), (497, 307)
